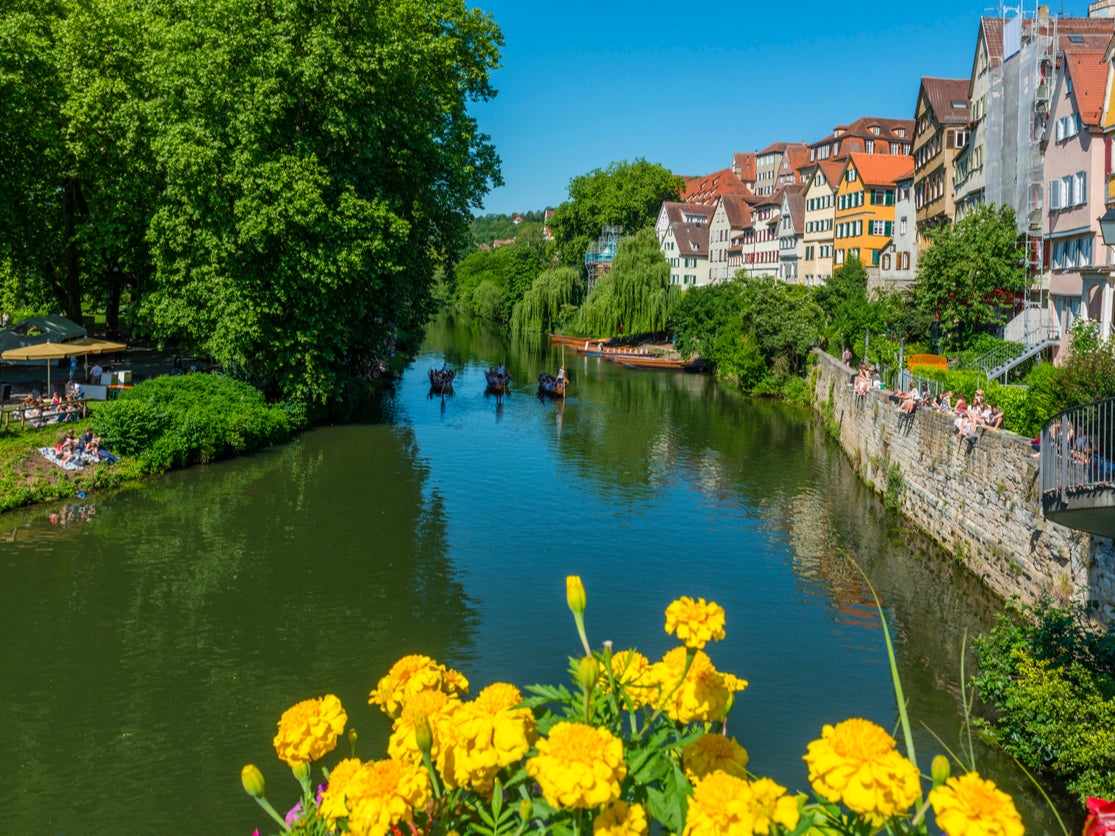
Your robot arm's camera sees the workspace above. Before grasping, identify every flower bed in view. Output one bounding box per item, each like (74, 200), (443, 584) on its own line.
(242, 577), (1038, 835)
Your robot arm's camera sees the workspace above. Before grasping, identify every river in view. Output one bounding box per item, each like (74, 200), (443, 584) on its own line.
(0, 312), (1071, 833)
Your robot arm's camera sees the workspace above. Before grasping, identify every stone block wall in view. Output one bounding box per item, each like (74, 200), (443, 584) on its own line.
(812, 350), (1115, 622)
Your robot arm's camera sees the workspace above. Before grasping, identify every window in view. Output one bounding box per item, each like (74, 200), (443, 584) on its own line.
(1075, 171), (1087, 205)
(846, 167), (857, 182)
(1049, 179), (1062, 210)
(891, 142), (900, 154)
(835, 249), (845, 265)
(882, 253), (892, 270)
(865, 140), (875, 154)
(900, 252), (910, 270)
(870, 126), (881, 135)
(900, 217), (908, 234)
(684, 257), (697, 268)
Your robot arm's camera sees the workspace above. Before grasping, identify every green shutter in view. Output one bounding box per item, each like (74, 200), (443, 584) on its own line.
(885, 221), (893, 236)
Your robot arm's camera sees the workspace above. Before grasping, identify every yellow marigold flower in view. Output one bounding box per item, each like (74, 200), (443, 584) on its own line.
(272, 694), (348, 767)
(343, 757), (430, 836)
(387, 688), (458, 763)
(929, 772), (1024, 836)
(683, 733), (750, 781)
(318, 757), (365, 823)
(436, 682), (537, 796)
(664, 596), (726, 649)
(594, 800), (649, 835)
(606, 649), (653, 708)
(369, 654), (469, 718)
(683, 771), (800, 835)
(803, 718), (920, 825)
(525, 721), (626, 809)
(647, 647), (737, 724)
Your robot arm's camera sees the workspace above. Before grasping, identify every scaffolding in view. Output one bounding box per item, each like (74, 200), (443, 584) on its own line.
(584, 226), (622, 294)
(983, 3), (1057, 333)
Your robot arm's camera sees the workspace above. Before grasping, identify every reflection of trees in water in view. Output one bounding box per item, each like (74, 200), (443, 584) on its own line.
(0, 424), (477, 832)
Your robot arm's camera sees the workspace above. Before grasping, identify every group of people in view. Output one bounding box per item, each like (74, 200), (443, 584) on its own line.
(890, 382), (1005, 438)
(12, 391), (85, 428)
(51, 428), (118, 466)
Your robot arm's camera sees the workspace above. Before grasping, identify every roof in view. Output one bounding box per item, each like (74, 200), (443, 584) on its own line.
(920, 77), (970, 124)
(846, 153), (914, 187)
(809, 116), (915, 155)
(682, 168), (753, 205)
(1064, 49), (1109, 127)
(0, 314), (87, 356)
(785, 145), (811, 174)
(818, 160), (845, 188)
(757, 141), (793, 157)
(783, 190), (806, 232)
(670, 222), (709, 257)
(732, 152), (757, 181)
(718, 193), (753, 228)
(661, 201), (715, 225)
(982, 15), (1113, 66)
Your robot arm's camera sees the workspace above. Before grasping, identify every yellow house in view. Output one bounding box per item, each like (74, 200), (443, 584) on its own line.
(833, 152), (914, 274)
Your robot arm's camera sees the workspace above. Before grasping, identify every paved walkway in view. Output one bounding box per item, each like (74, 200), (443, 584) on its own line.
(1, 343), (202, 405)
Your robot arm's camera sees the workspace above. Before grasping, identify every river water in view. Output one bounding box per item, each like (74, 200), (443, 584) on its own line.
(0, 313), (1071, 833)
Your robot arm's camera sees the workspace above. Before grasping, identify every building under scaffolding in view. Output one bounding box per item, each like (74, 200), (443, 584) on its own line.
(584, 226), (622, 294)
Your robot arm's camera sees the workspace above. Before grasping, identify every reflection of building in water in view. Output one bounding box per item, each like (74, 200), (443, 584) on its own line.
(783, 485), (879, 631)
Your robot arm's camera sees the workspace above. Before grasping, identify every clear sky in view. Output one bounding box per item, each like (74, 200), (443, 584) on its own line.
(471, 0), (1099, 216)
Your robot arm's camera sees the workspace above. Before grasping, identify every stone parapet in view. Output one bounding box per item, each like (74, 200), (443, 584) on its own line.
(812, 350), (1115, 622)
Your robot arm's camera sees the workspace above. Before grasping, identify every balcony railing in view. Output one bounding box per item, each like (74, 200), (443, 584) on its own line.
(1040, 396), (1115, 537)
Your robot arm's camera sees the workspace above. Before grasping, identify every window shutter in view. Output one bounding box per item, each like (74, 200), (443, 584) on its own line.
(885, 221), (893, 236)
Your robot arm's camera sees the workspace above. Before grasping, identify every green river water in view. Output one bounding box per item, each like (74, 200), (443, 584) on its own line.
(0, 312), (1073, 833)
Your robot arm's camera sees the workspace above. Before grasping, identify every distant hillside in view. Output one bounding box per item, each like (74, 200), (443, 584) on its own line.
(470, 210), (547, 247)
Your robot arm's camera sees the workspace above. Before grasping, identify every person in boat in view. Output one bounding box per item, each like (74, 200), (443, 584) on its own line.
(556, 367), (565, 381)
(497, 364), (505, 377)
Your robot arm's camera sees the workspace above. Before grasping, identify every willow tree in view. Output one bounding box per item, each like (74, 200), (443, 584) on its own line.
(569, 229), (676, 337)
(510, 266), (582, 334)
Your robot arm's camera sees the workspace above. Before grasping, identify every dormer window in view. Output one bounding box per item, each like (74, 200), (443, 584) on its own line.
(895, 128), (905, 138)
(870, 126), (881, 135)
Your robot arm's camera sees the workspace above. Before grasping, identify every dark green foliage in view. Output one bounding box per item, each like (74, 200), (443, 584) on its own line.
(548, 159), (682, 269)
(914, 204), (1026, 349)
(510, 266), (583, 334)
(973, 603), (1115, 801)
(92, 373), (291, 472)
(469, 212), (546, 248)
(1047, 321), (1115, 413)
(453, 242), (548, 322)
(815, 256), (869, 350)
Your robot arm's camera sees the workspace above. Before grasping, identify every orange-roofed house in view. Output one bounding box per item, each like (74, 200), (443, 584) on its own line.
(807, 116), (914, 165)
(682, 168), (754, 206)
(833, 154), (914, 276)
(913, 77), (970, 234)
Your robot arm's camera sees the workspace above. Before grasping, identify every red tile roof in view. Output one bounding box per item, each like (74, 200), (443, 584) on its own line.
(683, 168), (753, 205)
(846, 153), (914, 187)
(1064, 49), (1110, 127)
(732, 152), (757, 181)
(661, 201), (715, 224)
(719, 194), (753, 228)
(819, 160), (845, 188)
(809, 116), (915, 157)
(920, 77), (970, 124)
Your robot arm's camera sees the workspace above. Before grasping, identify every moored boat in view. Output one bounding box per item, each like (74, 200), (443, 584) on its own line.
(428, 367), (455, 393)
(485, 368), (512, 394)
(537, 371), (567, 398)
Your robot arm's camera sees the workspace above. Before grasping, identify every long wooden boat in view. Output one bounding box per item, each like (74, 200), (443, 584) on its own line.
(537, 371), (567, 398)
(613, 355), (704, 371)
(548, 334), (597, 349)
(428, 367), (455, 393)
(484, 368), (512, 394)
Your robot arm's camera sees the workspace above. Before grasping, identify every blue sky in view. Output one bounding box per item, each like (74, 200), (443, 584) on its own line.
(471, 0), (1098, 216)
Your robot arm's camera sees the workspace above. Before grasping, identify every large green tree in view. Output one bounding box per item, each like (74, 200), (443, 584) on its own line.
(548, 159), (682, 269)
(141, 0), (503, 400)
(914, 203), (1025, 348)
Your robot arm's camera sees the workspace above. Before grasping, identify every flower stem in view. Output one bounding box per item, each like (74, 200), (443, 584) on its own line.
(254, 795), (291, 833)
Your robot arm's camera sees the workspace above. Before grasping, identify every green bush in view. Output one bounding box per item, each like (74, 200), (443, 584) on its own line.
(92, 373), (292, 473)
(973, 603), (1115, 801)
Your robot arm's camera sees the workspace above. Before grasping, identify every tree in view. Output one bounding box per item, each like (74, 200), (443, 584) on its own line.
(548, 159), (682, 269)
(138, 0), (503, 401)
(453, 242), (546, 322)
(568, 229), (676, 336)
(814, 255), (869, 351)
(914, 204), (1025, 348)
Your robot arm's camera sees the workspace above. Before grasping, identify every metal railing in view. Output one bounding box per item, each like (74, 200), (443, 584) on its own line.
(1039, 396), (1115, 501)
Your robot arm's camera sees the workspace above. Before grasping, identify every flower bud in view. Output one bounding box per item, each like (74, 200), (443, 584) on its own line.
(578, 656), (600, 693)
(931, 754), (951, 787)
(566, 575), (586, 616)
(291, 761), (311, 782)
(519, 798), (533, 822)
(347, 728), (358, 745)
(241, 764), (266, 798)
(413, 711), (434, 757)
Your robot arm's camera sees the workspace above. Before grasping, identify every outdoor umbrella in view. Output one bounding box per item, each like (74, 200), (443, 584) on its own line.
(1, 338), (126, 392)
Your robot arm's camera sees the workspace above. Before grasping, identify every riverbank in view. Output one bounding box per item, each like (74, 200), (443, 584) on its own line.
(811, 349), (1115, 622)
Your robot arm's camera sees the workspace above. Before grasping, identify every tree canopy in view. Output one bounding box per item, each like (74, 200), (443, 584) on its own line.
(547, 159), (683, 270)
(0, 0), (503, 402)
(914, 204), (1025, 348)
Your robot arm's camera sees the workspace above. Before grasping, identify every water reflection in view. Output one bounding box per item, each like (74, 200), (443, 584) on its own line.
(0, 421), (478, 834)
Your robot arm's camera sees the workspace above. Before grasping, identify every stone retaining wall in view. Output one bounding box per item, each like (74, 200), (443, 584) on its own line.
(812, 350), (1115, 622)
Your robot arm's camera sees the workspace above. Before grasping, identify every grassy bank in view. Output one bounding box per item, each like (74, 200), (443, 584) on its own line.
(0, 374), (299, 515)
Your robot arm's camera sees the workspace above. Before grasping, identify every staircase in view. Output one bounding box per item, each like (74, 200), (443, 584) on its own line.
(975, 306), (1060, 383)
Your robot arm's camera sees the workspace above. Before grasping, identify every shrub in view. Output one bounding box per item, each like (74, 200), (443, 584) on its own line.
(92, 373), (292, 473)
(973, 602), (1115, 801)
